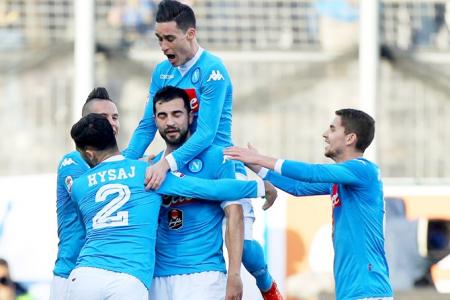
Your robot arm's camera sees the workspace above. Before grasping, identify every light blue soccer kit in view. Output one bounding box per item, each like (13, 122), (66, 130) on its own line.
(54, 151), (89, 279)
(153, 146), (235, 278)
(67, 155), (264, 298)
(260, 158), (393, 300)
(125, 47), (274, 292)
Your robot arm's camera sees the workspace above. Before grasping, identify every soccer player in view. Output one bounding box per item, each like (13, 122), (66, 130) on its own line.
(66, 113), (269, 300)
(149, 86), (274, 300)
(124, 1), (282, 298)
(224, 109), (394, 300)
(50, 87), (119, 300)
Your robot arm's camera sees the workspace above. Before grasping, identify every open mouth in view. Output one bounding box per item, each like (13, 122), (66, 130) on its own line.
(166, 54), (176, 60)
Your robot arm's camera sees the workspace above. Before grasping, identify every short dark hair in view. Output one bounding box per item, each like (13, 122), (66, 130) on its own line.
(156, 0), (196, 32)
(70, 113), (117, 151)
(82, 87), (114, 116)
(336, 108), (375, 152)
(153, 86), (191, 114)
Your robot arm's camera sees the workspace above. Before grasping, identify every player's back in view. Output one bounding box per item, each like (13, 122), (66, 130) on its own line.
(54, 150), (89, 278)
(70, 156), (161, 289)
(154, 145), (232, 276)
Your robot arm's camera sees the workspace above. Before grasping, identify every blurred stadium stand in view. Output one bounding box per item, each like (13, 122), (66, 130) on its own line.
(1, 0), (450, 180)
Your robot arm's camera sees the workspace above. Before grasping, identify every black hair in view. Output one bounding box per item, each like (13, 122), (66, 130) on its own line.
(153, 86), (191, 114)
(81, 87), (114, 116)
(335, 108), (375, 152)
(70, 113), (117, 152)
(156, 0), (196, 32)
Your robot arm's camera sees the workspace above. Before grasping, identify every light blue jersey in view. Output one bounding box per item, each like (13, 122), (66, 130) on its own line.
(53, 151), (89, 278)
(71, 155), (262, 289)
(125, 48), (233, 171)
(263, 158), (393, 300)
(153, 145), (235, 277)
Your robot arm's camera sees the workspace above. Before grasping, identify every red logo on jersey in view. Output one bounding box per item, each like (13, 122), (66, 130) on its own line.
(168, 208), (183, 230)
(184, 88), (199, 113)
(331, 184), (341, 208)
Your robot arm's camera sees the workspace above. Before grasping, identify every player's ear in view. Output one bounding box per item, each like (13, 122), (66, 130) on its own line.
(186, 27), (196, 41)
(346, 133), (357, 147)
(188, 111), (194, 125)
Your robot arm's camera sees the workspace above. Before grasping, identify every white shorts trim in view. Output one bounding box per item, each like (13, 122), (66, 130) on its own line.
(49, 275), (68, 300)
(66, 267), (148, 300)
(149, 271), (226, 300)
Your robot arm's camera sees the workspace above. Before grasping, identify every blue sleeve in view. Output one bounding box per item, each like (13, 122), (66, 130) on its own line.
(280, 159), (366, 186)
(157, 172), (258, 201)
(171, 62), (229, 169)
(57, 155), (89, 194)
(122, 70), (161, 159)
(265, 170), (330, 196)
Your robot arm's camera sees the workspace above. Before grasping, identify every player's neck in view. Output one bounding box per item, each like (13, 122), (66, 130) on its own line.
(97, 150), (121, 164)
(335, 150), (364, 163)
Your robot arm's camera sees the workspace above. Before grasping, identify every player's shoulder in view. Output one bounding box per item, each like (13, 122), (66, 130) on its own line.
(194, 145), (226, 167)
(345, 158), (378, 178)
(57, 151), (89, 174)
(198, 50), (227, 71)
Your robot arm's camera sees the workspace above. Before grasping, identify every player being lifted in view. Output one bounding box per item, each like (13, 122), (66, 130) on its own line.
(124, 1), (282, 298)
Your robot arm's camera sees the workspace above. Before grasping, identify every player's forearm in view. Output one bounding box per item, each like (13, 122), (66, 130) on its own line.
(224, 205), (244, 276)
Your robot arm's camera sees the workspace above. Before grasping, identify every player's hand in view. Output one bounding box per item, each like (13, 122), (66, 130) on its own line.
(225, 272), (243, 300)
(262, 180), (278, 210)
(144, 159), (170, 190)
(224, 143), (261, 165)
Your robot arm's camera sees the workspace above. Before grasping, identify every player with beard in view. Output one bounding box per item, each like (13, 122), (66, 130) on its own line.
(148, 86), (276, 300)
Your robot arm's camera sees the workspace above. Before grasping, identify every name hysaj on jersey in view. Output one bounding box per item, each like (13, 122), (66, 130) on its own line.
(87, 166), (136, 187)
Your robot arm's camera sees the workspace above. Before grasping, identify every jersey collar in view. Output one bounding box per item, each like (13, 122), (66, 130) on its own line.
(178, 47), (204, 76)
(103, 154), (125, 163)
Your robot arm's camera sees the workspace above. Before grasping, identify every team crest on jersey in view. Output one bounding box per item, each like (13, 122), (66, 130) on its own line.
(191, 67), (201, 84)
(331, 184), (341, 208)
(188, 159), (203, 173)
(168, 208), (183, 230)
(64, 176), (73, 193)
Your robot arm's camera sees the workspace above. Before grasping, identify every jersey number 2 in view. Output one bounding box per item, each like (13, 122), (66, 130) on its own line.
(93, 183), (130, 229)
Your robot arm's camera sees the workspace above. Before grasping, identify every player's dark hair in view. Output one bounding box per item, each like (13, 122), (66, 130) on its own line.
(0, 258), (8, 268)
(153, 86), (191, 114)
(336, 108), (375, 152)
(81, 87), (114, 116)
(156, 0), (196, 32)
(71, 113), (117, 152)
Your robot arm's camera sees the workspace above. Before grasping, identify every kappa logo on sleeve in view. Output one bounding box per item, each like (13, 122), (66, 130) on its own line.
(60, 158), (76, 168)
(206, 70), (225, 82)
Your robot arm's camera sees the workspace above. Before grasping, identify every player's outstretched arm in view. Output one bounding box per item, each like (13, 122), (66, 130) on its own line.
(224, 143), (278, 171)
(156, 172), (266, 201)
(224, 204), (244, 300)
